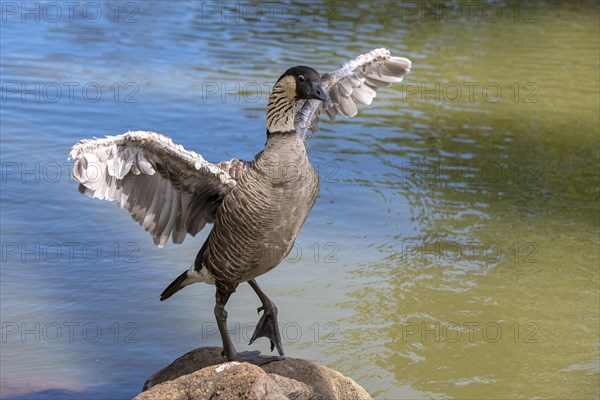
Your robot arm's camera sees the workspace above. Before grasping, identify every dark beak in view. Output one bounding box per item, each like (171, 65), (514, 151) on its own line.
(309, 82), (329, 103)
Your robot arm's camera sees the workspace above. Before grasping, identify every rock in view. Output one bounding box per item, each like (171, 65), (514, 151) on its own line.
(135, 347), (372, 400)
(136, 362), (310, 400)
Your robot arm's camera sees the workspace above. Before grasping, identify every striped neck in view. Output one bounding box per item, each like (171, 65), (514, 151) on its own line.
(266, 75), (298, 134)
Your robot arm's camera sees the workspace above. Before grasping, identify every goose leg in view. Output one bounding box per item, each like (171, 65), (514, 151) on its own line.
(214, 289), (282, 365)
(214, 291), (237, 361)
(248, 279), (285, 358)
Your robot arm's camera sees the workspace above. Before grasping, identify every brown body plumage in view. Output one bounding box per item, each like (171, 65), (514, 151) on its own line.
(203, 132), (319, 294)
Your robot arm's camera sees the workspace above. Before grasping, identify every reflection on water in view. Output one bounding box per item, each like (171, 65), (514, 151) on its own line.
(1, 1), (599, 399)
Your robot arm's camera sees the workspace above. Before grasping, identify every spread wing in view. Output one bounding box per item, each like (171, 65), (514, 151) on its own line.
(69, 131), (246, 247)
(295, 48), (412, 138)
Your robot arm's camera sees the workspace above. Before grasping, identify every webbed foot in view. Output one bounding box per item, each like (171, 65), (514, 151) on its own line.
(249, 304), (285, 357)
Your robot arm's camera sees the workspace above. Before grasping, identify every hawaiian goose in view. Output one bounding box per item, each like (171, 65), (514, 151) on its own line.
(69, 48), (411, 364)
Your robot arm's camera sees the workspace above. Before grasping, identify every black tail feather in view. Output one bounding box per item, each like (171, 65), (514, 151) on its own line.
(160, 271), (188, 301)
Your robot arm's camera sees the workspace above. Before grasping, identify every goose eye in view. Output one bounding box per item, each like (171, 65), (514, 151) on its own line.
(298, 75), (305, 83)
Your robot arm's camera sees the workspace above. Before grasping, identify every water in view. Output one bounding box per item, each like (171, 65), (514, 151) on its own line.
(1, 1), (599, 399)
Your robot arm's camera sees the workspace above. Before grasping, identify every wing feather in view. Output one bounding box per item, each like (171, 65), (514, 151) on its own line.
(69, 131), (244, 247)
(295, 48), (412, 137)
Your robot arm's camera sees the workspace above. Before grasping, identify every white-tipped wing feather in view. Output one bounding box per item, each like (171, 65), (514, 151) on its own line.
(295, 48), (412, 137)
(69, 131), (244, 247)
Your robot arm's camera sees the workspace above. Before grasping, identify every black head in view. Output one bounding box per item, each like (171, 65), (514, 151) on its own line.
(276, 66), (329, 102)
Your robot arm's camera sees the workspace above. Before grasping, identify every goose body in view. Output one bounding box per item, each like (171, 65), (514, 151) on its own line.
(201, 132), (319, 292)
(69, 49), (411, 363)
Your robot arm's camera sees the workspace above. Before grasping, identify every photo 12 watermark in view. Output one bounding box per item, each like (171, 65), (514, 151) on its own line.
(1, 241), (140, 264)
(1, 1), (140, 23)
(401, 161), (539, 185)
(400, 321), (539, 344)
(1, 321), (140, 343)
(400, 241), (540, 264)
(1, 81), (139, 104)
(201, 320), (339, 345)
(401, 81), (539, 104)
(196, 2), (337, 24)
(369, 1), (540, 23)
